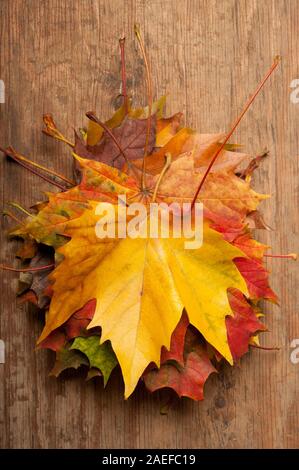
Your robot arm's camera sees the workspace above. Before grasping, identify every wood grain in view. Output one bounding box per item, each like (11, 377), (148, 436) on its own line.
(0, 0), (298, 449)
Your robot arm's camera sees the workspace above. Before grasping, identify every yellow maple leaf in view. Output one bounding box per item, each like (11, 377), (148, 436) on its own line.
(38, 200), (248, 397)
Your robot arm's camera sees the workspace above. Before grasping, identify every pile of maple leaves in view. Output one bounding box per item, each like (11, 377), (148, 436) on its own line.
(1, 36), (281, 401)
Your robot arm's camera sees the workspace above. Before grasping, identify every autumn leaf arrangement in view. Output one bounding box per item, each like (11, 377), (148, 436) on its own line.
(1, 28), (296, 401)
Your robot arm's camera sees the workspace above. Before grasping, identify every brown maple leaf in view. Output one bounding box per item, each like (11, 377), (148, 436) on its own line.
(75, 114), (156, 169)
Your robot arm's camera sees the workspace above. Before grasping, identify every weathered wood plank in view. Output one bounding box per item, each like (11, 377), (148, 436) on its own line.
(0, 0), (298, 448)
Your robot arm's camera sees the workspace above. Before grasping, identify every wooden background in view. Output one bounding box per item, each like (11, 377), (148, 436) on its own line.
(0, 0), (298, 449)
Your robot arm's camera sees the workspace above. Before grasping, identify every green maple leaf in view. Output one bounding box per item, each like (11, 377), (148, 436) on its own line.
(50, 345), (89, 377)
(71, 335), (117, 386)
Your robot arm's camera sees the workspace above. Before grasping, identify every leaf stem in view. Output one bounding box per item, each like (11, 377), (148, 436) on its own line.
(152, 153), (172, 202)
(0, 147), (67, 191)
(0, 263), (55, 272)
(251, 344), (280, 351)
(264, 253), (297, 260)
(119, 37), (129, 114)
(8, 202), (32, 217)
(191, 56), (281, 208)
(5, 147), (74, 185)
(134, 24), (153, 190)
(2, 210), (24, 225)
